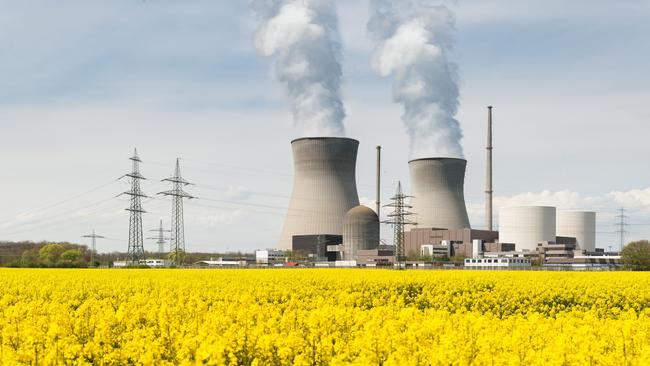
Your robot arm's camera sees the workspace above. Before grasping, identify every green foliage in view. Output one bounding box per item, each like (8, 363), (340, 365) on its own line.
(621, 240), (650, 271)
(39, 244), (66, 266)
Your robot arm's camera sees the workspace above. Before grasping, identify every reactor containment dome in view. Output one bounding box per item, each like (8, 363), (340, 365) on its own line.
(409, 158), (471, 230)
(499, 206), (556, 251)
(342, 205), (379, 261)
(278, 137), (360, 250)
(557, 210), (596, 252)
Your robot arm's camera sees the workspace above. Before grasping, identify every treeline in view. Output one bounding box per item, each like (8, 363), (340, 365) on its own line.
(0, 241), (254, 267)
(0, 241), (90, 268)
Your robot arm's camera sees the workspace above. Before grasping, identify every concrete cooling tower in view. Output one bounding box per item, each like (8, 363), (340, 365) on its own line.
(278, 137), (360, 250)
(409, 158), (471, 230)
(499, 206), (556, 251)
(557, 211), (596, 252)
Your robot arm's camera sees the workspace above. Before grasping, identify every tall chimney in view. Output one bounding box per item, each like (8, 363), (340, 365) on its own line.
(376, 146), (381, 217)
(486, 106), (494, 231)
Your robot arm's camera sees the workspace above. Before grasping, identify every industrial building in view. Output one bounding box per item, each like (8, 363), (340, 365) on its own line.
(272, 107), (610, 269)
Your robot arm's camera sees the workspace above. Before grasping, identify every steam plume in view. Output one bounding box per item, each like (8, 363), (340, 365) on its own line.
(253, 0), (346, 136)
(368, 0), (463, 158)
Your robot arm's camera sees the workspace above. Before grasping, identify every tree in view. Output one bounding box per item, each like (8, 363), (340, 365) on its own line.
(20, 249), (39, 267)
(60, 249), (86, 267)
(621, 240), (650, 271)
(38, 244), (65, 267)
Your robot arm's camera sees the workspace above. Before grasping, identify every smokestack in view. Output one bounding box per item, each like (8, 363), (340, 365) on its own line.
(409, 158), (471, 230)
(376, 146), (381, 217)
(278, 137), (360, 250)
(486, 106), (493, 231)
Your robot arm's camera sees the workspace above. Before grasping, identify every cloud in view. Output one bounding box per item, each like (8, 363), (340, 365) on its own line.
(225, 186), (252, 201)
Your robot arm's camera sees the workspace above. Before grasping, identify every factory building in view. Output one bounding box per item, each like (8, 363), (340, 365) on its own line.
(404, 228), (504, 258)
(409, 158), (471, 230)
(342, 205), (380, 261)
(499, 206), (556, 251)
(556, 211), (596, 252)
(278, 137), (360, 251)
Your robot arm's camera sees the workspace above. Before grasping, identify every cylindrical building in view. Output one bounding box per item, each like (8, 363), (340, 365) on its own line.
(342, 205), (379, 261)
(409, 158), (471, 230)
(499, 206), (556, 251)
(278, 137), (360, 250)
(557, 211), (596, 252)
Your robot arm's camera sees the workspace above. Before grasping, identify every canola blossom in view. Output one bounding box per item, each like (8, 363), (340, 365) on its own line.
(1, 269), (650, 365)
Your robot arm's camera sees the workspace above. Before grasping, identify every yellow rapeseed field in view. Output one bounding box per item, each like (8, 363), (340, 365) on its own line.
(1, 269), (650, 365)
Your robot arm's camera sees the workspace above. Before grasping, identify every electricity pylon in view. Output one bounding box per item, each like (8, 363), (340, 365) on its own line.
(382, 182), (417, 267)
(159, 159), (194, 266)
(82, 229), (105, 265)
(616, 208), (629, 251)
(120, 148), (148, 264)
(147, 219), (171, 254)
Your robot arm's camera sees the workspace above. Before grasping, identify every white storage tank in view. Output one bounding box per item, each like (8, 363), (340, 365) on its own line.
(499, 206), (556, 251)
(557, 211), (596, 252)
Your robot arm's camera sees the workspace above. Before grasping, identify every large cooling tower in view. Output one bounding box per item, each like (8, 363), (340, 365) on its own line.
(409, 158), (471, 230)
(557, 211), (596, 252)
(278, 137), (360, 250)
(499, 206), (556, 251)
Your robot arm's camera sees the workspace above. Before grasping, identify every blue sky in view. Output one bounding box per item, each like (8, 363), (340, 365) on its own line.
(1, 0), (649, 252)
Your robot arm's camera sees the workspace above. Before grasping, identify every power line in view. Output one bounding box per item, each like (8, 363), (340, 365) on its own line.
(158, 158), (194, 265)
(616, 208), (629, 251)
(382, 182), (416, 267)
(82, 229), (105, 264)
(119, 148), (148, 263)
(147, 219), (171, 254)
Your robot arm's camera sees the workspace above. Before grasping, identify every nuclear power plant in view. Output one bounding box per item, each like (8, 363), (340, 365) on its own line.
(273, 106), (617, 269)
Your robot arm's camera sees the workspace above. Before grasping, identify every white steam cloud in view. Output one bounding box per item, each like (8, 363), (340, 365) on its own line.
(253, 0), (346, 137)
(368, 0), (463, 159)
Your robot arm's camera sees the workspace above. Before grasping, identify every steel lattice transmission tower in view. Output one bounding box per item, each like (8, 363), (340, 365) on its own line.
(82, 229), (105, 265)
(159, 159), (194, 265)
(616, 208), (629, 251)
(120, 148), (148, 263)
(382, 182), (417, 267)
(147, 219), (171, 254)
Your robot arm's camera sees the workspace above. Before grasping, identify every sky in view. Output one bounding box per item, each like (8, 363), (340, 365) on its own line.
(1, 0), (649, 253)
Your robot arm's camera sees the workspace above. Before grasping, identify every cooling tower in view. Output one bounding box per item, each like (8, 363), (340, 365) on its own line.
(342, 205), (380, 261)
(278, 137), (360, 250)
(499, 206), (556, 251)
(557, 211), (596, 252)
(409, 158), (471, 230)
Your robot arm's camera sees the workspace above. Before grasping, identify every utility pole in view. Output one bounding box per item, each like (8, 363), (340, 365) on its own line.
(147, 219), (171, 254)
(82, 229), (105, 265)
(616, 208), (629, 251)
(159, 159), (194, 266)
(120, 148), (148, 264)
(486, 106), (494, 231)
(382, 182), (417, 268)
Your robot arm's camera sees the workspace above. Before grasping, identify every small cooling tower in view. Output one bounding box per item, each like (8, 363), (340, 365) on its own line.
(557, 211), (596, 252)
(409, 158), (471, 230)
(278, 137), (360, 250)
(499, 206), (556, 251)
(342, 205), (380, 260)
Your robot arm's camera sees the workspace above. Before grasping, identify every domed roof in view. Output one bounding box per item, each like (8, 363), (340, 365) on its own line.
(344, 205), (378, 220)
